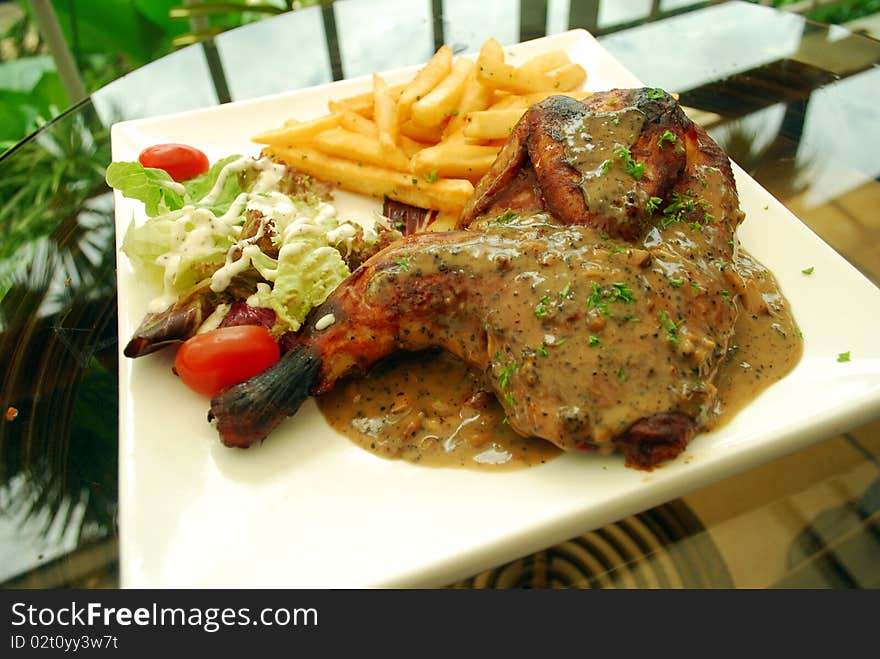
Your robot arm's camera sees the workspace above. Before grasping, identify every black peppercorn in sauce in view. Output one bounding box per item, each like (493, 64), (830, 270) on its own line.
(316, 209), (802, 471)
(561, 106), (651, 224)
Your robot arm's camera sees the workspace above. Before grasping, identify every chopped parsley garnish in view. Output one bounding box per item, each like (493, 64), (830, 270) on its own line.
(659, 310), (682, 344)
(617, 368), (628, 381)
(720, 290), (731, 300)
(657, 130), (677, 149)
(588, 281), (636, 315)
(647, 88), (667, 99)
(393, 256), (411, 271)
(669, 277), (684, 288)
(837, 351), (851, 363)
(537, 346), (549, 357)
(802, 266), (814, 275)
(559, 283), (572, 299)
(555, 337), (567, 347)
(660, 191), (699, 228)
(411, 178), (418, 185)
(588, 282), (608, 314)
(609, 282), (636, 304)
(423, 169), (439, 183)
(609, 244), (627, 255)
(589, 336), (600, 347)
(495, 208), (518, 223)
(691, 281), (701, 290)
(613, 146), (645, 180)
(498, 361), (517, 389)
(496, 356), (520, 407)
(534, 295), (551, 319)
(646, 196), (662, 214)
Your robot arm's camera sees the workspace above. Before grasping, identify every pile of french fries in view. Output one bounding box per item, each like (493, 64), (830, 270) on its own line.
(253, 38), (589, 224)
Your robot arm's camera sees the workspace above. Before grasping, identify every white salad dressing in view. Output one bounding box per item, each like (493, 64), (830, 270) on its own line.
(315, 313), (336, 330)
(158, 179), (187, 197)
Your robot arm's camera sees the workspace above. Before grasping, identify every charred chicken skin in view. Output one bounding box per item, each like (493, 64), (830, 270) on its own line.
(210, 89), (747, 468)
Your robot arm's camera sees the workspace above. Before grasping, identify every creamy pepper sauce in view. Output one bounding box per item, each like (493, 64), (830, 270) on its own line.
(317, 225), (802, 471)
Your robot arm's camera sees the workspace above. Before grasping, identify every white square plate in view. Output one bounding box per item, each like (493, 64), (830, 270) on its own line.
(113, 29), (880, 587)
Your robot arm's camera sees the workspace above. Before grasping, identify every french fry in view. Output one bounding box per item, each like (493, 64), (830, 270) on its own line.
(410, 143), (499, 181)
(251, 113), (342, 146)
(399, 118), (444, 143)
(547, 62), (587, 91)
(310, 127), (410, 172)
(254, 38), (593, 218)
(398, 45), (453, 115)
(463, 90), (593, 140)
(411, 57), (473, 128)
(516, 50), (571, 76)
(476, 38), (557, 94)
(329, 83), (406, 118)
(341, 110), (429, 157)
(372, 73), (399, 152)
(442, 66), (495, 140)
(427, 211), (458, 232)
(338, 109), (379, 137)
(399, 136), (428, 159)
(487, 92), (530, 110)
(264, 145), (474, 213)
(479, 62), (556, 94)
(462, 109), (526, 140)
(476, 38), (505, 71)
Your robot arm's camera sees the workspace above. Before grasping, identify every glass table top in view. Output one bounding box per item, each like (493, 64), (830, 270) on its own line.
(1, 0), (878, 588)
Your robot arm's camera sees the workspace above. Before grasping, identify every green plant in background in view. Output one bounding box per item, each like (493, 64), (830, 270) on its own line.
(0, 105), (119, 562)
(0, 0), (304, 154)
(168, 0), (295, 48)
(766, 0), (880, 25)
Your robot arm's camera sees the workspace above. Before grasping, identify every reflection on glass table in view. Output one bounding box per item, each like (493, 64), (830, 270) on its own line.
(0, 0), (878, 588)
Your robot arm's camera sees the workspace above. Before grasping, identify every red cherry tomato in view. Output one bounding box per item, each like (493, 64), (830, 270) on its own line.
(138, 143), (210, 182)
(174, 325), (281, 398)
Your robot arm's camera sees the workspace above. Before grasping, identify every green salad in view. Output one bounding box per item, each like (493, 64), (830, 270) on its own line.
(107, 153), (392, 335)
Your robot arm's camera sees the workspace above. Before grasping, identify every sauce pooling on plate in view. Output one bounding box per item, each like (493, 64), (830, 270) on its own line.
(319, 350), (561, 470)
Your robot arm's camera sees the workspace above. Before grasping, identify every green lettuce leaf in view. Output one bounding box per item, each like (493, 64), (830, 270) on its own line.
(105, 161), (185, 216)
(250, 244), (350, 332)
(183, 154), (244, 215)
(107, 154), (246, 217)
(121, 207), (236, 294)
